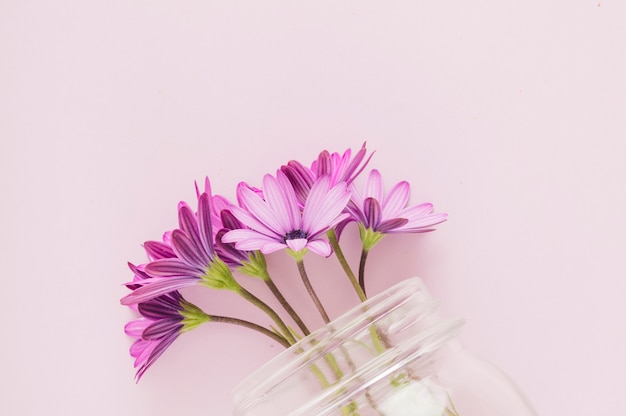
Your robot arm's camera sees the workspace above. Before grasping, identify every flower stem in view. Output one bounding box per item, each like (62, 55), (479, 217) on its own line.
(265, 277), (311, 335)
(358, 247), (370, 296)
(239, 252), (311, 336)
(237, 286), (297, 345)
(209, 315), (291, 348)
(256, 261), (311, 336)
(296, 259), (331, 324)
(327, 229), (367, 302)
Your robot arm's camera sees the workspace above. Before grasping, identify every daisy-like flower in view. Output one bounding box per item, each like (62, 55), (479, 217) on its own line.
(345, 169), (448, 248)
(221, 171), (351, 258)
(124, 270), (209, 381)
(193, 176), (253, 267)
(281, 142), (372, 205)
(343, 169), (448, 295)
(120, 188), (238, 306)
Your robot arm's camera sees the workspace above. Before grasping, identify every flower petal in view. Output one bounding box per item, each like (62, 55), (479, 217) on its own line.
(381, 181), (410, 218)
(364, 169), (383, 201)
(363, 197), (382, 230)
(263, 172), (297, 232)
(285, 238), (307, 252)
(228, 205), (277, 238)
(303, 178), (350, 235)
(142, 319), (183, 340)
(281, 161), (315, 204)
(143, 241), (176, 260)
(197, 193), (215, 259)
(237, 183), (286, 235)
(377, 217), (409, 233)
(170, 229), (207, 268)
(260, 241), (288, 254)
(145, 259), (202, 278)
(306, 239), (332, 257)
(125, 319), (150, 337)
(120, 276), (198, 305)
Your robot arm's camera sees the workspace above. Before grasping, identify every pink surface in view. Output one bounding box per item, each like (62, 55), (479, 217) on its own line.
(2, 1), (625, 415)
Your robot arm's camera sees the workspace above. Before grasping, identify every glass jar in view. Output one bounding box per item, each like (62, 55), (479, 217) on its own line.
(232, 278), (537, 416)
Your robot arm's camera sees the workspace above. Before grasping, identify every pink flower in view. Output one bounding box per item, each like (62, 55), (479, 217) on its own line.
(222, 172), (351, 257)
(124, 292), (186, 381)
(120, 191), (219, 305)
(345, 169), (447, 242)
(281, 142), (372, 205)
(124, 289), (208, 381)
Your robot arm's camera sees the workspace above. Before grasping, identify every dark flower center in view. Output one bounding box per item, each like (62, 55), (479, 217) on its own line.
(284, 229), (308, 242)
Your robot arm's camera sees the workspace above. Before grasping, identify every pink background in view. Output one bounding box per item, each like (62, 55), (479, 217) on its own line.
(2, 1), (625, 415)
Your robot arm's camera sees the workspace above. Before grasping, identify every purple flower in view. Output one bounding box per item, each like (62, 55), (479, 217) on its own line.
(222, 171), (351, 257)
(345, 169), (448, 247)
(193, 176), (252, 267)
(124, 290), (208, 381)
(121, 188), (235, 306)
(281, 142), (372, 205)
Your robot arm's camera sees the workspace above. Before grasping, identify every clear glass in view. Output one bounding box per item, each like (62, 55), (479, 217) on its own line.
(232, 278), (538, 416)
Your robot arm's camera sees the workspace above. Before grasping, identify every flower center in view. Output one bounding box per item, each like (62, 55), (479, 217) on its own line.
(283, 229), (308, 242)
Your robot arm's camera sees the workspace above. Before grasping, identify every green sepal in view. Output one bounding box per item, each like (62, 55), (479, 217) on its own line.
(179, 301), (210, 333)
(200, 257), (240, 291)
(358, 223), (385, 251)
(237, 251), (269, 281)
(287, 248), (308, 262)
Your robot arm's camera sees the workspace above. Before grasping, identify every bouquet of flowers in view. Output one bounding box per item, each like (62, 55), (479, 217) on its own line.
(120, 143), (447, 384)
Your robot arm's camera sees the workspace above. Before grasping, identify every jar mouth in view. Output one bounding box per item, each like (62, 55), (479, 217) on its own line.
(232, 277), (464, 414)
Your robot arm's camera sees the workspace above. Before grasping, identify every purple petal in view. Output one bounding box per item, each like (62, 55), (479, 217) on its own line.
(398, 202), (434, 219)
(260, 241), (289, 254)
(300, 176), (330, 229)
(125, 318), (150, 337)
(341, 142), (373, 184)
(263, 171), (298, 232)
(304, 179), (351, 236)
(178, 203), (211, 264)
(306, 239), (332, 257)
(120, 276), (198, 305)
(276, 170), (302, 231)
(223, 229), (280, 253)
(281, 161), (315, 204)
(130, 338), (155, 363)
(396, 212), (448, 232)
(238, 181), (286, 234)
(220, 209), (242, 231)
(171, 229), (207, 268)
(285, 238), (307, 252)
(215, 229), (247, 265)
(364, 169), (383, 201)
(142, 319), (183, 340)
(144, 259), (202, 278)
(138, 297), (182, 320)
(127, 262), (150, 288)
(228, 205), (279, 238)
(197, 193), (215, 259)
(377, 217), (409, 233)
(363, 197), (382, 229)
(381, 181), (410, 218)
(136, 331), (179, 381)
(314, 150), (332, 177)
(143, 241), (176, 260)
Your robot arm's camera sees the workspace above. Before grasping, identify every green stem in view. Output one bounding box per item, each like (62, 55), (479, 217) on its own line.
(237, 286), (297, 345)
(358, 248), (370, 296)
(327, 229), (367, 302)
(296, 259), (331, 324)
(209, 315), (291, 348)
(260, 267), (311, 336)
